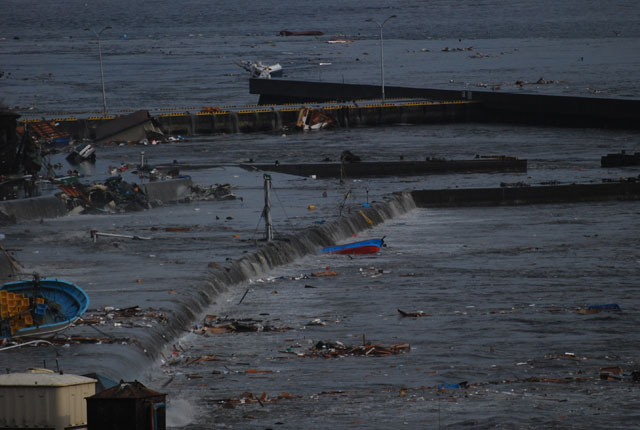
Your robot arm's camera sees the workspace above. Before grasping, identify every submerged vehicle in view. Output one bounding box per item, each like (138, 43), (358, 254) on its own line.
(319, 238), (385, 255)
(0, 275), (89, 339)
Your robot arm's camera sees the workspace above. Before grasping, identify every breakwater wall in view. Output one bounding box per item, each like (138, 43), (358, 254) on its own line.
(152, 101), (473, 135)
(133, 179), (640, 375)
(411, 181), (640, 207)
(136, 192), (417, 370)
(37, 100), (474, 141)
(240, 158), (527, 179)
(250, 79), (640, 129)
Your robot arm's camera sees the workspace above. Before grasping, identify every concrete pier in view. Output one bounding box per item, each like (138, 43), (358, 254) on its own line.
(240, 158), (527, 179)
(410, 181), (640, 207)
(35, 100), (475, 141)
(250, 79), (640, 129)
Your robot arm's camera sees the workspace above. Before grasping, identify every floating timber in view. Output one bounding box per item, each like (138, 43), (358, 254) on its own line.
(239, 158), (526, 179)
(410, 180), (640, 207)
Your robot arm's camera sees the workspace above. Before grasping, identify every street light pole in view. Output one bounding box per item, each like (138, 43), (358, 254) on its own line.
(85, 26), (112, 115)
(367, 15), (396, 103)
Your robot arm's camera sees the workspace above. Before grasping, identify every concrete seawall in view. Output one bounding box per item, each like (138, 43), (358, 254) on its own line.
(0, 195), (67, 223)
(240, 158), (527, 179)
(22, 79), (640, 141)
(152, 101), (473, 135)
(142, 178), (192, 203)
(36, 100), (475, 141)
(410, 181), (640, 207)
(250, 79), (640, 129)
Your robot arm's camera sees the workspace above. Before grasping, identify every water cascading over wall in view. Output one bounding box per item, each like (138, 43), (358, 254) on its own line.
(206, 191), (416, 288)
(140, 192), (417, 371)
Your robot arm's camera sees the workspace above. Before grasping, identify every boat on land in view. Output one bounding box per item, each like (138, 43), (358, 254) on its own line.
(319, 238), (385, 255)
(0, 275), (89, 339)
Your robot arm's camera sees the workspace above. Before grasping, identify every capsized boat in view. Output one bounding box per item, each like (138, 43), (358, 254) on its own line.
(319, 238), (385, 255)
(0, 275), (89, 339)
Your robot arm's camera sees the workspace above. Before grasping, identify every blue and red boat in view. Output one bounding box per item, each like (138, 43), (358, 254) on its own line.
(319, 238), (385, 255)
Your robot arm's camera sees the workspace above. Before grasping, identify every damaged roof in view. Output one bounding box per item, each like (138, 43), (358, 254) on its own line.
(95, 110), (153, 141)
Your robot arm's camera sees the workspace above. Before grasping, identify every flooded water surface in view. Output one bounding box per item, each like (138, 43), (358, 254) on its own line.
(1, 1), (640, 429)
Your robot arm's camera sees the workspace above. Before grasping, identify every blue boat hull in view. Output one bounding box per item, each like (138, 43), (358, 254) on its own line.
(1, 278), (90, 339)
(319, 238), (384, 255)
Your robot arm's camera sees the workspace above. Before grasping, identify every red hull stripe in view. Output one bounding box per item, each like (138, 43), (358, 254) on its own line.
(330, 246), (380, 255)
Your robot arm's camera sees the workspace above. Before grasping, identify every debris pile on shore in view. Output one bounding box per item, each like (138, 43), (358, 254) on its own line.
(58, 177), (149, 213)
(58, 178), (238, 214)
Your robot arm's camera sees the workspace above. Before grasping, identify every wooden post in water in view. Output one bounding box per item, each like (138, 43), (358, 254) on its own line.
(263, 174), (273, 241)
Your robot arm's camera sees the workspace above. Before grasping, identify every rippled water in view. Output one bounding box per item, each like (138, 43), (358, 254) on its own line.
(2, 1), (640, 428)
(2, 0), (640, 114)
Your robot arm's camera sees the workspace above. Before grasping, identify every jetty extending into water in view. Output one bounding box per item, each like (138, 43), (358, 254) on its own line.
(239, 158), (527, 179)
(250, 79), (640, 130)
(410, 180), (640, 207)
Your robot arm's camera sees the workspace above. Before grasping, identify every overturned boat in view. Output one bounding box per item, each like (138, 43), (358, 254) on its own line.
(319, 238), (384, 255)
(0, 275), (89, 339)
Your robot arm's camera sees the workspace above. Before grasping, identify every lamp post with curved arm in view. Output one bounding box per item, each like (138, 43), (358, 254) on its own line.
(85, 26), (112, 115)
(366, 15), (396, 102)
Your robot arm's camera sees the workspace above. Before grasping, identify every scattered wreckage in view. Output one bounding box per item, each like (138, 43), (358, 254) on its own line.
(289, 340), (411, 358)
(296, 108), (335, 130)
(57, 177), (237, 214)
(237, 61), (283, 79)
(192, 315), (291, 335)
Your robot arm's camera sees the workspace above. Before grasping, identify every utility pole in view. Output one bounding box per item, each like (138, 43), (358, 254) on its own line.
(263, 174), (273, 241)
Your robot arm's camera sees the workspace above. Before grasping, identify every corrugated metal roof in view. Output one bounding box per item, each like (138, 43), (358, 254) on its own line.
(88, 380), (165, 399)
(0, 369), (97, 387)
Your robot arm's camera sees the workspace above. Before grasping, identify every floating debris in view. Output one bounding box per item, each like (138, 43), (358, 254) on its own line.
(600, 366), (623, 381)
(192, 315), (291, 335)
(189, 184), (237, 201)
(291, 340), (411, 358)
(77, 305), (169, 328)
(397, 309), (429, 318)
(210, 391), (299, 408)
(576, 303), (622, 314)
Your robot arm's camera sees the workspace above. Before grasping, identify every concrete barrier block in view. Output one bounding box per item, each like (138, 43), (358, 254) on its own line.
(141, 178), (193, 203)
(0, 195), (67, 222)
